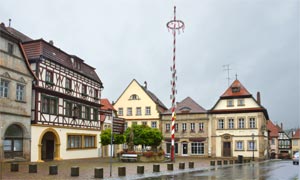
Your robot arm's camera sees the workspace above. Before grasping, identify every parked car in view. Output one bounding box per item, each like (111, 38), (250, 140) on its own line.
(292, 151), (299, 165)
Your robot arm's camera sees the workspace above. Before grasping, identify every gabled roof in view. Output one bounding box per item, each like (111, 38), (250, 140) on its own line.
(114, 79), (167, 113)
(292, 129), (300, 139)
(163, 97), (206, 114)
(267, 120), (280, 137)
(5, 26), (102, 85)
(100, 98), (115, 111)
(221, 79), (251, 98)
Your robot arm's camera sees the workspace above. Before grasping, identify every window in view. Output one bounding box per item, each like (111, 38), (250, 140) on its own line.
(68, 135), (82, 149)
(228, 118), (234, 129)
(248, 141), (255, 150)
(42, 95), (58, 114)
(82, 84), (87, 96)
(74, 105), (82, 118)
(142, 121), (147, 126)
(67, 134), (96, 149)
(166, 123), (170, 132)
(166, 143), (178, 154)
(8, 43), (14, 55)
(271, 138), (275, 145)
(293, 140), (298, 146)
(129, 94), (139, 100)
(199, 122), (204, 132)
(84, 136), (95, 148)
(175, 123), (178, 132)
(45, 70), (53, 84)
(249, 118), (256, 128)
(16, 84), (25, 101)
(118, 108), (123, 116)
(127, 107), (132, 116)
(93, 108), (98, 121)
(94, 89), (99, 99)
(124, 122), (128, 130)
(232, 87), (240, 93)
(151, 121), (157, 128)
(65, 78), (72, 90)
(227, 100), (234, 107)
(0, 79), (9, 97)
(145, 106), (151, 115)
(191, 142), (204, 154)
(218, 119), (224, 129)
(238, 99), (245, 106)
(85, 106), (90, 120)
(182, 123), (187, 132)
(136, 107), (142, 116)
(65, 101), (72, 117)
(236, 141), (243, 150)
(191, 123), (195, 132)
(238, 118), (245, 128)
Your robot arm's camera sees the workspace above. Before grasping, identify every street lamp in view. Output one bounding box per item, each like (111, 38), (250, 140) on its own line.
(252, 133), (255, 161)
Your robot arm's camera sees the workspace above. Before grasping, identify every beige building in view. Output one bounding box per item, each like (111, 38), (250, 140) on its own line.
(161, 97), (209, 157)
(291, 129), (300, 155)
(210, 79), (269, 160)
(267, 120), (280, 159)
(0, 23), (35, 161)
(113, 79), (167, 131)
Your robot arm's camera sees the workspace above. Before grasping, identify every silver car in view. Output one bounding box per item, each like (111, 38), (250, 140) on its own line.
(292, 151), (299, 165)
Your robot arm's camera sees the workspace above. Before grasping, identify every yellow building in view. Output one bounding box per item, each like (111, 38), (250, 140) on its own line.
(113, 79), (167, 131)
(210, 79), (269, 160)
(291, 129), (300, 155)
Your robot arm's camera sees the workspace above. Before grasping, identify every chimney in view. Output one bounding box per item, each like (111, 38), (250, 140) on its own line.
(49, 40), (54, 45)
(144, 81), (147, 89)
(281, 123), (283, 130)
(257, 91), (261, 105)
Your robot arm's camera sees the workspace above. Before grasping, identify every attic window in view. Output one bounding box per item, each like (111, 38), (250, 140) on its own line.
(72, 59), (81, 70)
(129, 94), (139, 100)
(231, 87), (240, 93)
(7, 43), (13, 55)
(180, 107), (191, 113)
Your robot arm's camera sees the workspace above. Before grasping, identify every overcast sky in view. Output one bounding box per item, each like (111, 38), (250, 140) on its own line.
(1, 0), (299, 129)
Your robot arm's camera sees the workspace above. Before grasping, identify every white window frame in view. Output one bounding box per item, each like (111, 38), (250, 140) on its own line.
(16, 83), (25, 101)
(145, 106), (151, 115)
(218, 119), (224, 129)
(228, 118), (234, 129)
(236, 141), (243, 150)
(0, 79), (9, 98)
(249, 118), (256, 128)
(151, 121), (157, 128)
(118, 108), (123, 116)
(127, 107), (132, 116)
(238, 118), (245, 129)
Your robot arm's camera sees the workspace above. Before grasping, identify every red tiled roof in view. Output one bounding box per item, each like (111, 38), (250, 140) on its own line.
(293, 129), (300, 139)
(221, 79), (251, 98)
(267, 120), (280, 137)
(100, 98), (115, 111)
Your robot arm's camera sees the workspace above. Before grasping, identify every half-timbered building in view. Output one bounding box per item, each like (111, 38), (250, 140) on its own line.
(13, 33), (104, 161)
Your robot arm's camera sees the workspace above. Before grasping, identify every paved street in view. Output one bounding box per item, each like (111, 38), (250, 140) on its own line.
(149, 160), (300, 180)
(0, 157), (210, 180)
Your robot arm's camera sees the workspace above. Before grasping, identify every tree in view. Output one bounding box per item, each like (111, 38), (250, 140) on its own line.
(100, 128), (125, 146)
(124, 124), (163, 152)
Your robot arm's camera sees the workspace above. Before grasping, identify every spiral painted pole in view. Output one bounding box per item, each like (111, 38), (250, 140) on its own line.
(167, 6), (185, 162)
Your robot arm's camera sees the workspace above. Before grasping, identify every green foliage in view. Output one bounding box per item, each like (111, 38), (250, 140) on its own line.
(100, 128), (125, 146)
(124, 124), (163, 150)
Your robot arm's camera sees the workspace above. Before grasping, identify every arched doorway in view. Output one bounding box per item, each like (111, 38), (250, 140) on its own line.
(39, 129), (61, 161)
(3, 124), (24, 159)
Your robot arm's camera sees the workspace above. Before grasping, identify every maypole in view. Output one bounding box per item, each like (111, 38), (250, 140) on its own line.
(166, 6), (185, 162)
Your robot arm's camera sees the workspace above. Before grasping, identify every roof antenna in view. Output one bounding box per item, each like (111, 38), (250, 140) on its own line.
(223, 64), (231, 87)
(8, 19), (11, 27)
(235, 73), (238, 80)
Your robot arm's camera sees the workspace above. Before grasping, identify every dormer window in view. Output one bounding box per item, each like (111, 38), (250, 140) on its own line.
(180, 107), (191, 113)
(71, 58), (81, 70)
(129, 94), (139, 100)
(232, 86), (240, 93)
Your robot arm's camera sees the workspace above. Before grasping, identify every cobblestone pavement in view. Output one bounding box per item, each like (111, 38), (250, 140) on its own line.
(0, 157), (210, 180)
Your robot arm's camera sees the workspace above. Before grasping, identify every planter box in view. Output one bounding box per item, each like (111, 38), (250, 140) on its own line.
(139, 155), (164, 162)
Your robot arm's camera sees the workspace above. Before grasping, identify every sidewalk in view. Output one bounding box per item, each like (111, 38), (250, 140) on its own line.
(1, 157), (210, 180)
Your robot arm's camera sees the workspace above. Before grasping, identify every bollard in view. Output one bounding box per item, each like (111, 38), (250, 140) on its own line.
(137, 166), (144, 174)
(224, 160), (228, 165)
(167, 163), (173, 171)
(29, 164), (37, 173)
(11, 163), (19, 172)
(179, 162), (185, 169)
(210, 161), (215, 166)
(118, 167), (126, 177)
(230, 160), (234, 164)
(71, 166), (79, 177)
(49, 165), (58, 175)
(94, 167), (103, 178)
(153, 164), (160, 172)
(217, 160), (222, 165)
(189, 162), (194, 169)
